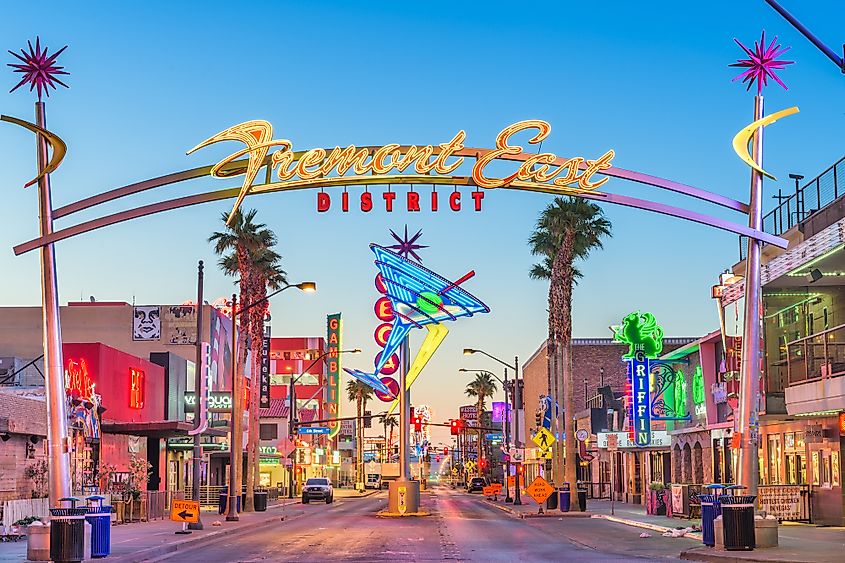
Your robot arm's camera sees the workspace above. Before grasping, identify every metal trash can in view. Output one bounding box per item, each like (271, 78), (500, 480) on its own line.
(577, 486), (587, 512)
(546, 487), (558, 510)
(719, 490), (756, 551)
(254, 490), (268, 512)
(219, 489), (242, 515)
(50, 498), (87, 563)
(700, 484), (726, 547)
(559, 483), (571, 512)
(85, 496), (112, 558)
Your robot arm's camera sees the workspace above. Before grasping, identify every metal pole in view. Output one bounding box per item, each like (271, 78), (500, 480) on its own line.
(288, 375), (297, 498)
(504, 368), (512, 503)
(399, 337), (411, 481)
(189, 261), (204, 530)
(610, 452), (615, 516)
(226, 294), (240, 521)
(35, 101), (71, 506)
(513, 355), (522, 505)
(737, 95), (765, 502)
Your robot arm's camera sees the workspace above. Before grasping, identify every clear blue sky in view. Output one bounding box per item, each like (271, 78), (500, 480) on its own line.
(2, 1), (844, 442)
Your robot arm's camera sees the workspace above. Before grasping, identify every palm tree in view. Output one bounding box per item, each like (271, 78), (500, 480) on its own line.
(209, 208), (280, 511)
(529, 196), (611, 489)
(465, 372), (497, 477)
(380, 414), (398, 461)
(346, 380), (374, 488)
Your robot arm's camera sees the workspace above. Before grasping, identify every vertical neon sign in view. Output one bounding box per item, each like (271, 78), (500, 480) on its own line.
(129, 368), (145, 409)
(613, 311), (664, 448)
(326, 313), (342, 438)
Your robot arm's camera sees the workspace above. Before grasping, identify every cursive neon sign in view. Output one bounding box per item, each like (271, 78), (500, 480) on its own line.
(188, 119), (614, 223)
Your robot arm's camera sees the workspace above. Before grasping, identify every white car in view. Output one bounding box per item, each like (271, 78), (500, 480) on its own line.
(365, 474), (381, 489)
(302, 478), (333, 504)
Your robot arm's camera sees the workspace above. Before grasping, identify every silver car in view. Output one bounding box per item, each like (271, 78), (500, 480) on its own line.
(302, 478), (333, 504)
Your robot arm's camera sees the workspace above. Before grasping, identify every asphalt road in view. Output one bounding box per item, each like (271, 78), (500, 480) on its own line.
(154, 487), (692, 562)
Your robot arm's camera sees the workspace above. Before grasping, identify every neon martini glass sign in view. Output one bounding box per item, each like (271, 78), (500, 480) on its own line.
(344, 244), (489, 396)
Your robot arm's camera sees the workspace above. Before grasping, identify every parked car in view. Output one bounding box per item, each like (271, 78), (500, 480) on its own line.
(302, 478), (334, 504)
(467, 477), (488, 493)
(365, 474), (382, 490)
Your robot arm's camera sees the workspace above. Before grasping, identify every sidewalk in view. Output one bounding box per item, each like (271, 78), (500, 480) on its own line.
(0, 490), (380, 562)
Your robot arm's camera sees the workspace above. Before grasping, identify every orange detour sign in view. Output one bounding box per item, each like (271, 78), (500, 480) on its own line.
(525, 476), (555, 504)
(482, 486), (496, 497)
(170, 499), (200, 523)
(491, 483), (503, 494)
(507, 475), (515, 489)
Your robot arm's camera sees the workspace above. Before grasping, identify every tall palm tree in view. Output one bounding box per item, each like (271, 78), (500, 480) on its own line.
(209, 208), (280, 511)
(465, 372), (497, 477)
(380, 414), (398, 461)
(346, 380), (374, 488)
(529, 196), (611, 489)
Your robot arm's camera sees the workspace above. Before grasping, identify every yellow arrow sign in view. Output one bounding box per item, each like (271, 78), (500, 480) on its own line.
(170, 499), (200, 523)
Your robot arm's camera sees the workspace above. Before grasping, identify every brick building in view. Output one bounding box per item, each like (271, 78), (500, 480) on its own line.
(0, 393), (48, 502)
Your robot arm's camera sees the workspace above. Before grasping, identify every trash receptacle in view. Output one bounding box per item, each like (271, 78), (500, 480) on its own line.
(85, 496), (112, 558)
(546, 486), (558, 510)
(50, 498), (87, 563)
(577, 486), (587, 512)
(254, 490), (268, 512)
(700, 484), (726, 547)
(559, 483), (571, 512)
(26, 521), (50, 561)
(719, 490), (756, 551)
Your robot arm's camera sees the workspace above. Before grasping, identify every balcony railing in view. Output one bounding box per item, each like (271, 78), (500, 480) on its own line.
(739, 156), (845, 260)
(785, 322), (845, 385)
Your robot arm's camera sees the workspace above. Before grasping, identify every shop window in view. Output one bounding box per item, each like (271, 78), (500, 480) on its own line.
(768, 435), (782, 484)
(812, 451), (821, 485)
(832, 452), (840, 487)
(673, 444), (682, 483)
(682, 443), (692, 483)
(259, 424), (278, 440)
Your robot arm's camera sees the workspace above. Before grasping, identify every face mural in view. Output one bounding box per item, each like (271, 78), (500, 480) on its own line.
(132, 305), (161, 341)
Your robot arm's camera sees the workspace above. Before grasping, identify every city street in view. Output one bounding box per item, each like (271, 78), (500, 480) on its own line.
(145, 487), (696, 562)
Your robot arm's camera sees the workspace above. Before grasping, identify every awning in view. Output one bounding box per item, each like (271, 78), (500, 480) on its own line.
(101, 420), (227, 438)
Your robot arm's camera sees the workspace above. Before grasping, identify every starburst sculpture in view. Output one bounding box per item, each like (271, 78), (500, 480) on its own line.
(7, 37), (69, 100)
(388, 226), (427, 261)
(730, 31), (793, 94)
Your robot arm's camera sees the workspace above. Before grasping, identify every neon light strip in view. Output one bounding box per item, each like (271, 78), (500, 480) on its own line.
(785, 244), (845, 276)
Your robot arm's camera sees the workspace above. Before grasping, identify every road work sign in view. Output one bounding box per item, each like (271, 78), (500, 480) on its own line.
(532, 427), (555, 450)
(525, 476), (555, 504)
(170, 499), (200, 523)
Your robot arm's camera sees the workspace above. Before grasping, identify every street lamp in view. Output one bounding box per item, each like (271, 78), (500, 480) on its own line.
(463, 348), (522, 505)
(287, 347), (361, 498)
(226, 281), (316, 521)
(460, 368), (513, 503)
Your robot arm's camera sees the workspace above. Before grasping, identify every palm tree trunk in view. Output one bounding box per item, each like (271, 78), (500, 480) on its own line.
(559, 231), (578, 490)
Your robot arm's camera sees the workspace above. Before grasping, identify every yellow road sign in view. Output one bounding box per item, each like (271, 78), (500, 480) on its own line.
(525, 476), (555, 504)
(170, 499), (200, 523)
(537, 448), (552, 459)
(398, 485), (408, 515)
(532, 427), (555, 450)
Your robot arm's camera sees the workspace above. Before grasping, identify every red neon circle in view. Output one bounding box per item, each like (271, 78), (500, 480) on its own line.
(375, 376), (400, 402)
(375, 351), (400, 376)
(375, 273), (387, 294)
(374, 297), (394, 322)
(374, 322), (392, 348)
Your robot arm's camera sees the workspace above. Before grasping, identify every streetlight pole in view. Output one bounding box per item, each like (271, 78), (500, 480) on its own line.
(190, 261), (204, 530)
(226, 281), (317, 519)
(287, 347), (360, 498)
(460, 367), (512, 502)
(463, 349), (522, 505)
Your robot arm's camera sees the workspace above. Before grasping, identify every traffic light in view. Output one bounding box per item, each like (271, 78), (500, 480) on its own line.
(413, 415), (422, 432)
(535, 411), (542, 428)
(443, 447), (449, 456)
(450, 419), (461, 435)
(364, 410), (372, 429)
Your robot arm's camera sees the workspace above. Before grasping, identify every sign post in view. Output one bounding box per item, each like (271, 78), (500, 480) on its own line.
(607, 433), (618, 516)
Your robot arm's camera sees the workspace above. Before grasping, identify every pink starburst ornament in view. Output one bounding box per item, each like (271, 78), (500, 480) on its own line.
(730, 31), (793, 94)
(7, 37), (69, 101)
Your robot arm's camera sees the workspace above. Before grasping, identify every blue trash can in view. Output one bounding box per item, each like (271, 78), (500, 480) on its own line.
(559, 483), (571, 512)
(699, 484), (726, 547)
(219, 487), (242, 515)
(85, 496), (112, 559)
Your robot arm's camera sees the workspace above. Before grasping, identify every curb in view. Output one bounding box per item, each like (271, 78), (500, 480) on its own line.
(679, 547), (806, 563)
(480, 498), (591, 519)
(592, 514), (703, 541)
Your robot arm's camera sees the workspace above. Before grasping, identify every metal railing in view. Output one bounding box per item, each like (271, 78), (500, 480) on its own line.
(739, 156), (845, 260)
(587, 481), (611, 499)
(785, 321), (845, 385)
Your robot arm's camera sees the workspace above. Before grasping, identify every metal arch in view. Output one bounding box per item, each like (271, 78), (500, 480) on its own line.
(13, 174), (787, 255)
(1, 114), (67, 188)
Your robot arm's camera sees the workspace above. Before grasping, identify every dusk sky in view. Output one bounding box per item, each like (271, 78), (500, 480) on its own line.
(2, 1), (844, 444)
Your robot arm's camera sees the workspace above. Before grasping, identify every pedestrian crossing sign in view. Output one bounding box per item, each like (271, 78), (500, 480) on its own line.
(532, 427), (555, 450)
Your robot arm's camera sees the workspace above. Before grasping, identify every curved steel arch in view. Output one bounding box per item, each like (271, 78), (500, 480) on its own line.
(3, 121), (787, 254)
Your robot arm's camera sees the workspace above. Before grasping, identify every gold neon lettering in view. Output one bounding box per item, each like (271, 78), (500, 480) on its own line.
(396, 145), (437, 174)
(432, 131), (466, 175)
(190, 119), (615, 220)
(296, 148), (327, 181)
(472, 120), (551, 189)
